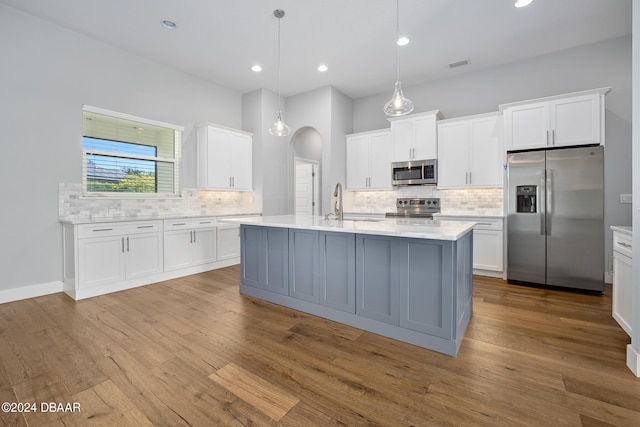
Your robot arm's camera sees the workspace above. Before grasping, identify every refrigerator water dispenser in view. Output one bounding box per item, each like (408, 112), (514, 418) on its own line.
(516, 185), (537, 213)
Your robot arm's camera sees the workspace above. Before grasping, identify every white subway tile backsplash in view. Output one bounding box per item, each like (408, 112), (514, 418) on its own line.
(59, 183), (258, 221)
(344, 187), (504, 216)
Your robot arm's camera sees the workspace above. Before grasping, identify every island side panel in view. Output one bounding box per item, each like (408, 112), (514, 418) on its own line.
(240, 225), (288, 295)
(453, 231), (474, 351)
(398, 238), (453, 340)
(318, 231), (356, 313)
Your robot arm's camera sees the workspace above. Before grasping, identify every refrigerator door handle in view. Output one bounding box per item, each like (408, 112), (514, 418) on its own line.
(546, 169), (553, 236)
(540, 171), (546, 236)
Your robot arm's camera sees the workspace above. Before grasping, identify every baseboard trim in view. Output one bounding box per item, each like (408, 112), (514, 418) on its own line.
(627, 344), (640, 377)
(0, 280), (64, 304)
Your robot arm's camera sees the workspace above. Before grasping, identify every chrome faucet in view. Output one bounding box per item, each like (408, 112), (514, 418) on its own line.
(333, 182), (343, 221)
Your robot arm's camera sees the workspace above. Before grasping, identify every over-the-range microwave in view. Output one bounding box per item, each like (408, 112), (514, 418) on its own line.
(391, 159), (437, 186)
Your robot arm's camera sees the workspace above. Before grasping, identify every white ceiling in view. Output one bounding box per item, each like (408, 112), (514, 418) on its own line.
(1, 0), (632, 99)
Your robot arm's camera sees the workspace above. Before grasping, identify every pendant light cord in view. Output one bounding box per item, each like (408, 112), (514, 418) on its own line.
(276, 14), (282, 111)
(395, 0), (400, 82)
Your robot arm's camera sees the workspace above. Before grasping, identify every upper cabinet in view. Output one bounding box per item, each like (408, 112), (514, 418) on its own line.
(500, 87), (610, 151)
(437, 113), (503, 188)
(196, 123), (253, 190)
(389, 110), (443, 162)
(346, 129), (392, 190)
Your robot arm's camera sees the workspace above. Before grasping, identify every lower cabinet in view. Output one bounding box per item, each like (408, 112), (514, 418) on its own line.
(164, 218), (217, 271)
(612, 228), (632, 337)
(356, 235), (455, 338)
(437, 216), (503, 276)
(240, 225), (289, 295)
(72, 221), (163, 291)
(217, 223), (241, 260)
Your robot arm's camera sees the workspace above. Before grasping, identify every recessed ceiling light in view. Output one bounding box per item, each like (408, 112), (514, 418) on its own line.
(251, 65), (262, 72)
(397, 36), (410, 46)
(161, 20), (177, 30)
(514, 0), (533, 8)
(317, 64), (328, 72)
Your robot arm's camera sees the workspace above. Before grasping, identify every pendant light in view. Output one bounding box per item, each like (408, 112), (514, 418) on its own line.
(269, 9), (290, 137)
(384, 0), (414, 117)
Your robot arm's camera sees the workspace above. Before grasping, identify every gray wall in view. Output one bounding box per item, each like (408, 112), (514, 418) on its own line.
(0, 4), (243, 291)
(354, 35), (632, 276)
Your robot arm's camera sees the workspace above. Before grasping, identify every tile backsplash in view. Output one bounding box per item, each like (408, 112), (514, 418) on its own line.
(59, 183), (258, 221)
(344, 187), (504, 216)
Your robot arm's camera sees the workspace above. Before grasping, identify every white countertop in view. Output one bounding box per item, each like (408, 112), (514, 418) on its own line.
(220, 215), (476, 241)
(611, 225), (632, 236)
(59, 212), (262, 225)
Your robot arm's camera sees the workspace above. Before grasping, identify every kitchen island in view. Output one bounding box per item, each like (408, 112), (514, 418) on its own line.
(222, 215), (475, 356)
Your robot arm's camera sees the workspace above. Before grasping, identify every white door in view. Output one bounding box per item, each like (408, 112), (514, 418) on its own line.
(504, 102), (549, 150)
(295, 162), (315, 215)
(470, 116), (502, 187)
(550, 94), (601, 147)
(368, 132), (392, 189)
(437, 121), (469, 188)
(163, 230), (193, 271)
(346, 135), (370, 190)
(192, 227), (217, 266)
(126, 233), (163, 279)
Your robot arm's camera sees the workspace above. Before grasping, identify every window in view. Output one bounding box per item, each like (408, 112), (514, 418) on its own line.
(82, 106), (183, 196)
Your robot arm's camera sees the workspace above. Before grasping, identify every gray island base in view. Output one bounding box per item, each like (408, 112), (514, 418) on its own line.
(225, 215), (475, 356)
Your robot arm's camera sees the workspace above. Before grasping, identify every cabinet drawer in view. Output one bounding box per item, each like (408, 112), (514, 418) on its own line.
(164, 217), (217, 230)
(78, 220), (162, 238)
(613, 232), (632, 258)
(438, 216), (503, 231)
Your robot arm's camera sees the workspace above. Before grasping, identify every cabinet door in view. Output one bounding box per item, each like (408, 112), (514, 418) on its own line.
(469, 116), (503, 187)
(356, 235), (398, 324)
(164, 230), (193, 271)
(413, 114), (437, 160)
(437, 121), (469, 188)
(217, 225), (241, 260)
(550, 94), (601, 147)
(264, 228), (289, 295)
(613, 252), (632, 336)
(78, 236), (125, 288)
(391, 119), (414, 162)
(472, 229), (503, 272)
(346, 135), (370, 190)
(289, 229), (319, 302)
(504, 102), (549, 150)
(230, 132), (253, 190)
(398, 239), (452, 339)
(241, 225), (263, 288)
(206, 127), (233, 189)
(319, 232), (355, 313)
(368, 132), (392, 189)
(126, 233), (163, 280)
(192, 228), (217, 266)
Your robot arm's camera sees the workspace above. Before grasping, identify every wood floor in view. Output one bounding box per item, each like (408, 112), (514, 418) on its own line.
(1, 266), (639, 426)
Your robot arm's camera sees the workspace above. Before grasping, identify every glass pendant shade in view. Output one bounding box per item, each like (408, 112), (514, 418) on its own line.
(384, 80), (414, 117)
(269, 110), (290, 136)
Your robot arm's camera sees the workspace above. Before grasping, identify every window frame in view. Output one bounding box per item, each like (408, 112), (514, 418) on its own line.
(82, 105), (184, 198)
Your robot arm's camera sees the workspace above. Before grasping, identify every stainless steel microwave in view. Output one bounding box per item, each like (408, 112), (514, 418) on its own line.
(391, 159), (437, 186)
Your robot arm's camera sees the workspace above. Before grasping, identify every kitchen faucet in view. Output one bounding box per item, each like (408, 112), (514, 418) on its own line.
(333, 182), (343, 221)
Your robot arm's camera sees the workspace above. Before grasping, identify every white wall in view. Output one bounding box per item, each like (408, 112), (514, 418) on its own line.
(354, 35), (632, 278)
(0, 4), (243, 293)
(285, 86), (354, 215)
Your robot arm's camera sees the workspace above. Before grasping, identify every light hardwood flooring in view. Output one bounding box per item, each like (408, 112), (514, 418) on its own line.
(1, 266), (639, 426)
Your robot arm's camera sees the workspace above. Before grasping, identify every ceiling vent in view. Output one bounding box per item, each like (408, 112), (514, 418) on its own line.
(448, 59), (470, 68)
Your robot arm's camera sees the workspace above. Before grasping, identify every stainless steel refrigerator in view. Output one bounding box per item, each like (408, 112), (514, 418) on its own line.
(507, 145), (604, 292)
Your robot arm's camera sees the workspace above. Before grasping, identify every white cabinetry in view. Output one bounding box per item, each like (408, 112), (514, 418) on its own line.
(164, 218), (217, 271)
(611, 226), (632, 337)
(438, 216), (503, 277)
(437, 113), (503, 188)
(64, 221), (163, 298)
(389, 110), (442, 162)
(217, 223), (241, 260)
(500, 88), (610, 151)
(346, 129), (392, 190)
(196, 123), (253, 190)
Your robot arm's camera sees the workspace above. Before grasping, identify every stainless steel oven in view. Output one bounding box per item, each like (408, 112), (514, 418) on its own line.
(391, 159), (437, 186)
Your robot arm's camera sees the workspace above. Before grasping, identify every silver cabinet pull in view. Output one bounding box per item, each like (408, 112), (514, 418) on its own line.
(126, 237), (129, 252)
(137, 225), (154, 229)
(122, 237), (125, 252)
(546, 130), (549, 145)
(173, 223), (187, 226)
(469, 172), (472, 184)
(199, 221), (212, 225)
(193, 230), (196, 243)
(93, 228), (113, 232)
(618, 242), (632, 249)
(552, 130), (555, 145)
